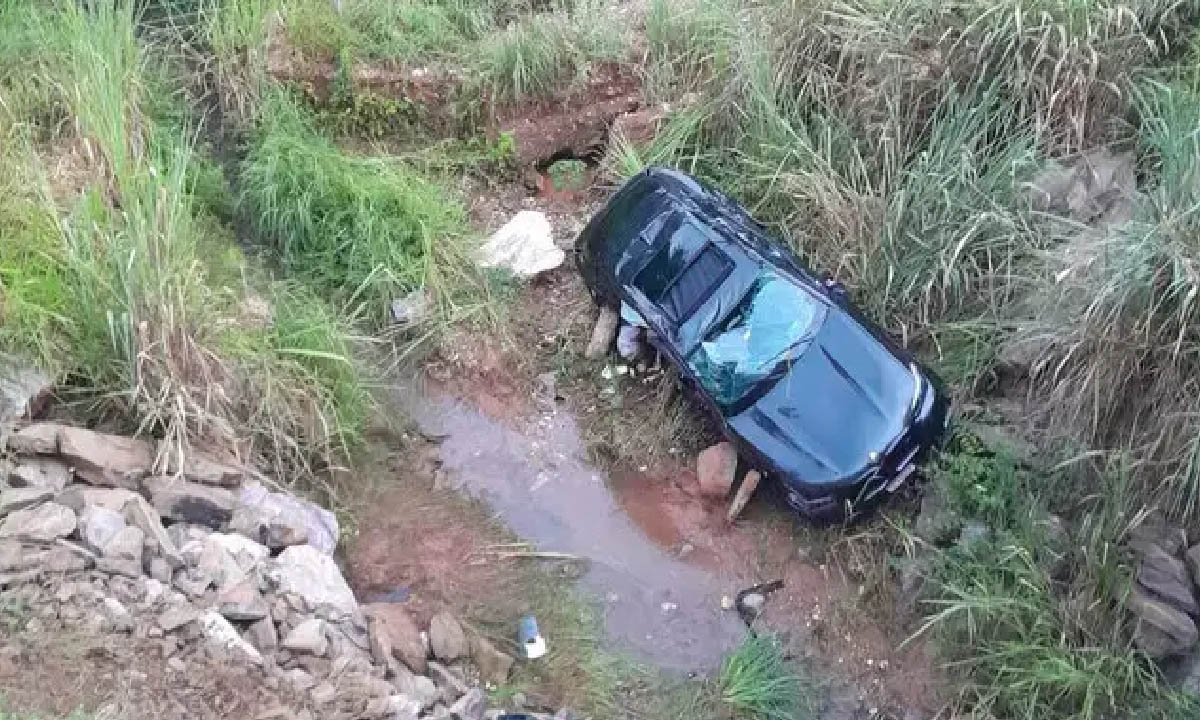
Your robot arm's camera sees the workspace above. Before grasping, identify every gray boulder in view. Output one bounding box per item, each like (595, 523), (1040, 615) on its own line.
(78, 505), (127, 555)
(123, 496), (183, 570)
(144, 476), (235, 529)
(430, 611), (467, 662)
(7, 458), (71, 491)
(200, 611), (263, 664)
(233, 482), (337, 554)
(268, 545), (357, 616)
(0, 502), (75, 542)
(0, 486), (55, 517)
(1129, 586), (1199, 658)
(56, 486), (140, 514)
(217, 576), (269, 621)
(57, 425), (153, 489)
(162, 450), (243, 487)
(245, 616), (278, 653)
(1137, 545), (1199, 616)
(97, 525), (145, 578)
(6, 423), (58, 455)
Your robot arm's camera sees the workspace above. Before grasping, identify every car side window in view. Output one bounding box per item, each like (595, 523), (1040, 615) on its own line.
(633, 219), (732, 323)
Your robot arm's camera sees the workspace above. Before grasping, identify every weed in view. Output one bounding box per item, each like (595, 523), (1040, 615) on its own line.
(476, 0), (625, 100)
(718, 633), (820, 720)
(240, 91), (480, 328)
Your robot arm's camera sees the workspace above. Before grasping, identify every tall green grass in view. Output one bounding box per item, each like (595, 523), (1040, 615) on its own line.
(240, 91), (477, 328)
(476, 0), (626, 100)
(0, 0), (369, 480)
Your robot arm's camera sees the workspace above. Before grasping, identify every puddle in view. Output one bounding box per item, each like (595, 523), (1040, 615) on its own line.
(397, 382), (746, 672)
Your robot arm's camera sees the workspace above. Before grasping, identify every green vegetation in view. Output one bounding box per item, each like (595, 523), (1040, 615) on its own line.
(240, 90), (473, 325)
(0, 0), (369, 479)
(719, 634), (819, 720)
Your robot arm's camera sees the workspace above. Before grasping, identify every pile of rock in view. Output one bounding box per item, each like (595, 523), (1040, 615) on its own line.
(1126, 514), (1200, 693)
(0, 422), (522, 720)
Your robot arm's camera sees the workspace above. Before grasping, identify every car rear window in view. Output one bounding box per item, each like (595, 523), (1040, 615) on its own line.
(633, 220), (732, 322)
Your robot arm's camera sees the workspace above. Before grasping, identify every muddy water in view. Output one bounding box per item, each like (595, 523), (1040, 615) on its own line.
(398, 383), (746, 672)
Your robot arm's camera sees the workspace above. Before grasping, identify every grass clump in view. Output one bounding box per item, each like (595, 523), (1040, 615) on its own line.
(240, 91), (476, 327)
(718, 634), (819, 720)
(477, 0), (626, 100)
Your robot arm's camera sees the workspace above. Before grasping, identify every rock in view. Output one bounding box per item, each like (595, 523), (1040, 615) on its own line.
(1189, 545), (1200, 588)
(0, 357), (50, 423)
(449, 688), (486, 720)
(0, 568), (41, 588)
(78, 504), (127, 554)
(726, 469), (761, 522)
(205, 532), (270, 573)
(426, 661), (469, 701)
(245, 616), (279, 653)
(1129, 586), (1199, 658)
(609, 105), (668, 151)
(0, 486), (54, 517)
(398, 673), (440, 710)
(103, 597), (134, 633)
(282, 618), (328, 656)
(0, 502), (75, 541)
(471, 635), (514, 686)
(914, 491), (962, 546)
(98, 525), (145, 578)
(309, 682), (337, 707)
(0, 539), (40, 571)
(163, 450), (243, 487)
(148, 555), (172, 583)
(284, 667), (317, 691)
(584, 306), (620, 359)
(430, 611), (468, 663)
(158, 607), (199, 633)
(956, 521), (990, 552)
(173, 568), (212, 598)
(366, 603), (427, 673)
(234, 482), (338, 554)
(44, 541), (92, 572)
(56, 426), (153, 489)
(1129, 514), (1189, 558)
(56, 486), (140, 514)
(7, 458), (71, 491)
(1137, 545), (1199, 616)
(6, 423), (59, 455)
(475, 211), (564, 278)
(181, 537), (243, 590)
(696, 442), (737, 499)
(269, 545), (357, 617)
(391, 287), (431, 326)
(383, 695), (422, 720)
(218, 576), (269, 621)
(123, 496), (183, 570)
(200, 610), (263, 664)
(144, 477), (235, 529)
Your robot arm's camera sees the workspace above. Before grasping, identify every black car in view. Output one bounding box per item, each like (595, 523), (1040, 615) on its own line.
(576, 167), (950, 521)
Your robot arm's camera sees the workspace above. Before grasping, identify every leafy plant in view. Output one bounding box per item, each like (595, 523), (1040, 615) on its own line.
(719, 634), (819, 720)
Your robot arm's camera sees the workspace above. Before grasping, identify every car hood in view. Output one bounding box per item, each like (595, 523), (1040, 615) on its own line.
(727, 310), (916, 488)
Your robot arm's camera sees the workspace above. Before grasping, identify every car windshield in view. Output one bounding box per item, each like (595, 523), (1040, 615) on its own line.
(687, 271), (825, 407)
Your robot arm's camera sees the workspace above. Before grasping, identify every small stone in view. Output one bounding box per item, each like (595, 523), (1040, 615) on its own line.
(726, 470), (762, 522)
(282, 618), (328, 656)
(164, 451), (243, 487)
(167, 656), (187, 674)
(310, 682), (337, 707)
(200, 610), (263, 664)
(0, 502), (75, 542)
(410, 676), (440, 710)
(123, 496), (183, 570)
(78, 505), (126, 555)
(43, 541), (92, 573)
(268, 545), (357, 617)
(0, 486), (55, 517)
(97, 525), (145, 578)
(103, 597), (133, 633)
(426, 661), (469, 701)
(245, 616), (279, 653)
(449, 688), (486, 720)
(217, 576), (268, 621)
(148, 555), (172, 583)
(429, 611), (467, 662)
(738, 592), (766, 619)
(696, 442), (737, 498)
(284, 668), (317, 691)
